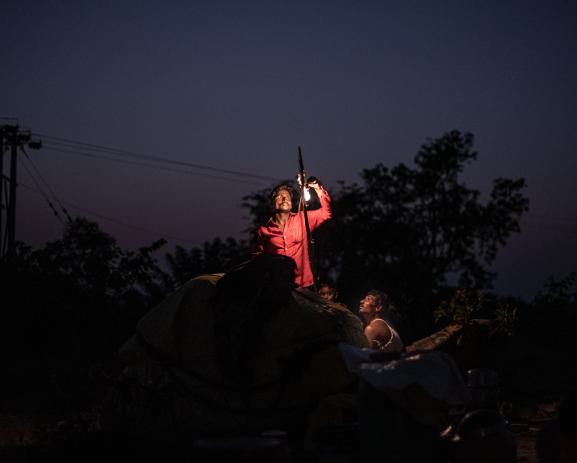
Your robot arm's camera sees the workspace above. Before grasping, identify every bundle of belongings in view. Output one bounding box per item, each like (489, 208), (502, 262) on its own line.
(339, 343), (473, 462)
(99, 253), (368, 436)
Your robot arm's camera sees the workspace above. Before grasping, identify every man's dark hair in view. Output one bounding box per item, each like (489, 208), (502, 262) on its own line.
(270, 183), (294, 205)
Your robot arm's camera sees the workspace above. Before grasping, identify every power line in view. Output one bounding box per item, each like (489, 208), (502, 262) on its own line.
(18, 158), (65, 224)
(21, 147), (72, 222)
(15, 178), (577, 249)
(19, 180), (202, 245)
(34, 132), (281, 182)
(41, 144), (267, 186)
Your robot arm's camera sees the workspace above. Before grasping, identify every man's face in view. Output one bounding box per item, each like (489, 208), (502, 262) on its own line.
(359, 294), (380, 317)
(274, 189), (292, 212)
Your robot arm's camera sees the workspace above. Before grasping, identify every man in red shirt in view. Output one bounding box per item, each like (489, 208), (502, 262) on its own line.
(254, 179), (331, 289)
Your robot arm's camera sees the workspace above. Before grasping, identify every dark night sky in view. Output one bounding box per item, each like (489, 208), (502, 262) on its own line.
(2, 0), (577, 300)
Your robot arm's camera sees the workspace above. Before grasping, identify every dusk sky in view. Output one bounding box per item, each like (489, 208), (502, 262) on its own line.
(2, 1), (576, 300)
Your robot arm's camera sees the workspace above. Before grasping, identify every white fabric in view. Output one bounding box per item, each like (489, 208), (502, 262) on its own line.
(339, 343), (471, 406)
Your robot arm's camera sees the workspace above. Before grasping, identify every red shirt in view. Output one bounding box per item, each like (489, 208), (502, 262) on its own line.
(254, 188), (332, 288)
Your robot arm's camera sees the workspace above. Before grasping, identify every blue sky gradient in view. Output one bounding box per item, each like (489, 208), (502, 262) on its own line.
(2, 0), (576, 299)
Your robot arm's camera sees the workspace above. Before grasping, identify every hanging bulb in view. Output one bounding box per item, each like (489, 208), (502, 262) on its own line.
(304, 187), (311, 202)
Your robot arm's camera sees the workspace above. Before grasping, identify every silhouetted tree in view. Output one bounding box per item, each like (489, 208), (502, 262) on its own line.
(31, 217), (168, 311)
(164, 237), (251, 288)
(242, 131), (529, 338)
(331, 131), (528, 335)
(1, 217), (169, 409)
(534, 272), (577, 307)
(502, 273), (577, 400)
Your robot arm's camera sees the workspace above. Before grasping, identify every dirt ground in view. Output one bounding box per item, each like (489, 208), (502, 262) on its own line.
(0, 409), (548, 462)
(515, 426), (540, 463)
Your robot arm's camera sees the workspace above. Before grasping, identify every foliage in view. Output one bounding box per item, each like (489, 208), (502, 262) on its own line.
(332, 131), (527, 301)
(242, 131), (529, 337)
(4, 129), (542, 411)
(533, 272), (577, 307)
(434, 288), (518, 337)
(500, 275), (577, 399)
(27, 218), (169, 307)
(434, 274), (577, 400)
(164, 237), (251, 288)
(1, 218), (171, 408)
(434, 288), (485, 327)
(492, 303), (518, 337)
(2, 216), (260, 411)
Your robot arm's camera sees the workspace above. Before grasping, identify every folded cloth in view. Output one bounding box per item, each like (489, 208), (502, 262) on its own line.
(339, 342), (471, 406)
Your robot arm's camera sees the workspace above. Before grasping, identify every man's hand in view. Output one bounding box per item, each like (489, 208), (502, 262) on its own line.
(307, 177), (322, 194)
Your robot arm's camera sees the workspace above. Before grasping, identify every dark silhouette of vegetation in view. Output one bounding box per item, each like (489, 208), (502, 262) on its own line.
(1, 129), (574, 430)
(243, 131), (529, 340)
(0, 218), (250, 412)
(165, 237), (251, 289)
(504, 273), (577, 401)
(1, 218), (168, 411)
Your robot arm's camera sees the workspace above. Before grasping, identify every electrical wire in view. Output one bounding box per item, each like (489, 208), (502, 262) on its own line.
(41, 144), (268, 186)
(18, 180), (201, 245)
(21, 147), (73, 222)
(34, 132), (281, 182)
(18, 158), (66, 224)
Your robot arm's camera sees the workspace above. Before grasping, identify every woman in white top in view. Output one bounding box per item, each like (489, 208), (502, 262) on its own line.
(359, 289), (404, 353)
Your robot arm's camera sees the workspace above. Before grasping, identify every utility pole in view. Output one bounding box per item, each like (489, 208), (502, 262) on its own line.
(0, 124), (41, 260)
(0, 131), (4, 254)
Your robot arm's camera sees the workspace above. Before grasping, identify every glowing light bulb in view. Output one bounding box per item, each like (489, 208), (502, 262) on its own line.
(304, 187), (311, 202)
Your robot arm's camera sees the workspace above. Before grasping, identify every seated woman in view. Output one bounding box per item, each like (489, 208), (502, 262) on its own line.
(358, 289), (404, 353)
